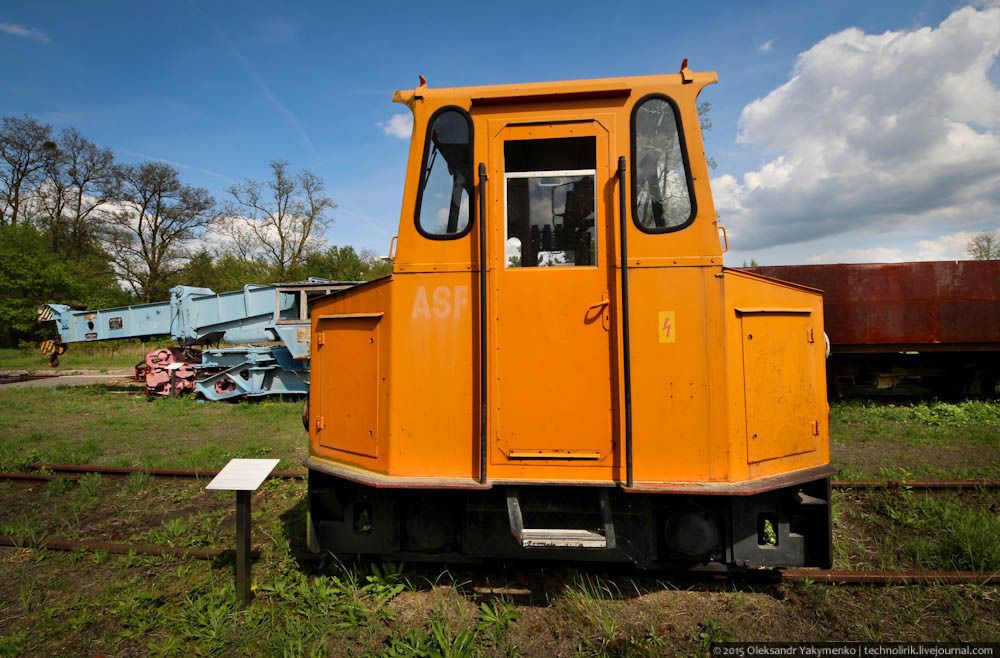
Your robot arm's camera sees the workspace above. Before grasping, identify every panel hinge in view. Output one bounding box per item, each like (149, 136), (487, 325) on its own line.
(811, 420), (820, 436)
(316, 416), (325, 431)
(317, 333), (325, 347)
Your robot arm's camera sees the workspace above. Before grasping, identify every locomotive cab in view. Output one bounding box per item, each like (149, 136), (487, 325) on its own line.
(306, 65), (833, 568)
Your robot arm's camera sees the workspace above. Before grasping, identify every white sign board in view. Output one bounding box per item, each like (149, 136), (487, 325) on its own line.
(206, 459), (280, 491)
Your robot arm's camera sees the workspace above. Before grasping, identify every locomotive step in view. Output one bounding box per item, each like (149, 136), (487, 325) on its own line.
(520, 528), (608, 549)
(505, 488), (616, 550)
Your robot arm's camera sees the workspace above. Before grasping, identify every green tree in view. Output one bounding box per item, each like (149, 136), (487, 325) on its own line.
(105, 161), (216, 301)
(176, 250), (273, 292)
(295, 245), (390, 281)
(36, 128), (118, 260)
(221, 161), (335, 279)
(0, 225), (81, 345)
(0, 115), (57, 226)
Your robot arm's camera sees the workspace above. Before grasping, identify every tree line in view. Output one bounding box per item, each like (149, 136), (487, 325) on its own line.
(0, 115), (390, 347)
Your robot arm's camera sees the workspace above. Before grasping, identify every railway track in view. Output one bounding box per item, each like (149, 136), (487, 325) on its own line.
(1, 464), (997, 490)
(0, 532), (995, 585)
(1, 464), (997, 586)
(0, 373), (60, 385)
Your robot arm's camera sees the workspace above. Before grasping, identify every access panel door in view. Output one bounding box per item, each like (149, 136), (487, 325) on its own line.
(489, 121), (617, 469)
(313, 314), (381, 459)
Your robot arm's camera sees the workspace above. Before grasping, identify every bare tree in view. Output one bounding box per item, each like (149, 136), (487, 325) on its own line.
(222, 161), (335, 279)
(0, 115), (57, 225)
(697, 101), (717, 171)
(37, 129), (118, 259)
(106, 162), (216, 301)
(967, 230), (1000, 260)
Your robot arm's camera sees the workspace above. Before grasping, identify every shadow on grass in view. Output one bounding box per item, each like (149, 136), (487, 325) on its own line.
(275, 490), (786, 607)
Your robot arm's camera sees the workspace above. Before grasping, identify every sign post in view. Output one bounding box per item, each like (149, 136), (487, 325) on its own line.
(206, 458), (280, 608)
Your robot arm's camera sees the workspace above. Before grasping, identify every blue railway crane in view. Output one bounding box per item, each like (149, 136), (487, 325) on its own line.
(37, 280), (355, 400)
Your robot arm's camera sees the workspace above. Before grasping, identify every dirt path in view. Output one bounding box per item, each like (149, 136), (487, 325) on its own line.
(0, 370), (134, 389)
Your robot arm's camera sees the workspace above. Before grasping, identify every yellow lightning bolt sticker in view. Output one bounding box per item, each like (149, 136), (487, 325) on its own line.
(658, 311), (676, 343)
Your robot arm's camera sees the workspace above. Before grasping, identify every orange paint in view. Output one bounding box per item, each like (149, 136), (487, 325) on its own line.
(308, 69), (829, 490)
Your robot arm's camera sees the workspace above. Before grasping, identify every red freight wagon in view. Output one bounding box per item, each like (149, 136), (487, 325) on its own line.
(744, 261), (1000, 397)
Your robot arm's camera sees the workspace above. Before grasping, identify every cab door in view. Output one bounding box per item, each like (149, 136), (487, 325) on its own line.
(486, 119), (617, 477)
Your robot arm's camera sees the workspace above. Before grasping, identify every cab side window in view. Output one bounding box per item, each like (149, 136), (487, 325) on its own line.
(415, 108), (473, 238)
(632, 96), (694, 231)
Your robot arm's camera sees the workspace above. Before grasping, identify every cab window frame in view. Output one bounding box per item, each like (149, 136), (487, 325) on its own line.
(413, 105), (476, 241)
(629, 93), (698, 234)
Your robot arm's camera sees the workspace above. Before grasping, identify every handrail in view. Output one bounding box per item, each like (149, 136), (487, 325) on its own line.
(617, 156), (634, 488)
(478, 162), (489, 484)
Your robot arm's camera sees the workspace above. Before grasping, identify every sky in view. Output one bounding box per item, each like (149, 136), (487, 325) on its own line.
(1, 0), (998, 266)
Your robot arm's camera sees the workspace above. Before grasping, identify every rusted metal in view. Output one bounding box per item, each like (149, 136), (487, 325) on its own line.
(0, 535), (259, 560)
(833, 480), (1000, 490)
(2, 466), (996, 491)
(0, 373), (60, 385)
(24, 463), (306, 479)
(782, 568), (1000, 585)
(746, 261), (1000, 350)
(0, 471), (78, 481)
(626, 465), (836, 496)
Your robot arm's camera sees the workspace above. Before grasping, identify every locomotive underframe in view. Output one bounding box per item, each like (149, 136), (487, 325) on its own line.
(306, 470), (832, 569)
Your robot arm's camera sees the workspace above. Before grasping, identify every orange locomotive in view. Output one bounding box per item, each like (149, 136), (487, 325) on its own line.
(305, 63), (833, 568)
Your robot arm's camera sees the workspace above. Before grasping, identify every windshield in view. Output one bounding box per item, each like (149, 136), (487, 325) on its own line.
(417, 109), (472, 237)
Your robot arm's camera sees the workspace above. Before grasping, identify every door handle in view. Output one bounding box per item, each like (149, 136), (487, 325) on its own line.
(588, 293), (611, 331)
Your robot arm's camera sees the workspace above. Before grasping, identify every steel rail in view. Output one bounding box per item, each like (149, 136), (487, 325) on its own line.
(831, 480), (1000, 490)
(1, 532), (994, 586)
(21, 463), (306, 479)
(0, 535), (258, 560)
(781, 569), (1000, 585)
(5, 466), (998, 490)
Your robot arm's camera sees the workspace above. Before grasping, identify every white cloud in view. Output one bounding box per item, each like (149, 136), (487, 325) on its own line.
(379, 113), (413, 139)
(758, 39), (774, 53)
(807, 246), (905, 264)
(0, 22), (49, 43)
(714, 5), (1000, 254)
(915, 227), (1000, 260)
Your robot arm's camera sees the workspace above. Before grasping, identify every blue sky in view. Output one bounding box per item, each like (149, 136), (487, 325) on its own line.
(2, 0), (998, 265)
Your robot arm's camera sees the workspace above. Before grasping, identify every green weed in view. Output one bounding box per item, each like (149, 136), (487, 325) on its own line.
(382, 618), (478, 658)
(0, 630), (29, 658)
(76, 472), (103, 505)
(692, 620), (734, 656)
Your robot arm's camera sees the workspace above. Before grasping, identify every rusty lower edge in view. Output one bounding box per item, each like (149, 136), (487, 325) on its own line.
(304, 457), (491, 490)
(623, 465), (838, 496)
(303, 459), (838, 495)
(0, 535), (258, 560)
(782, 569), (1000, 585)
(23, 463), (306, 479)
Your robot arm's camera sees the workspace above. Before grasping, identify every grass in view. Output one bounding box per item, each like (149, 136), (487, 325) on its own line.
(0, 384), (306, 472)
(0, 391), (999, 654)
(835, 488), (1000, 573)
(831, 399), (1000, 480)
(0, 339), (174, 372)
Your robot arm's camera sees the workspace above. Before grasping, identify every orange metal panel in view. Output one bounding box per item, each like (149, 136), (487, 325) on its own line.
(721, 269), (830, 482)
(315, 315), (380, 458)
(304, 71), (831, 494)
(485, 119), (617, 481)
(387, 272), (477, 478)
(627, 266), (715, 483)
(740, 313), (819, 463)
(309, 278), (392, 474)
